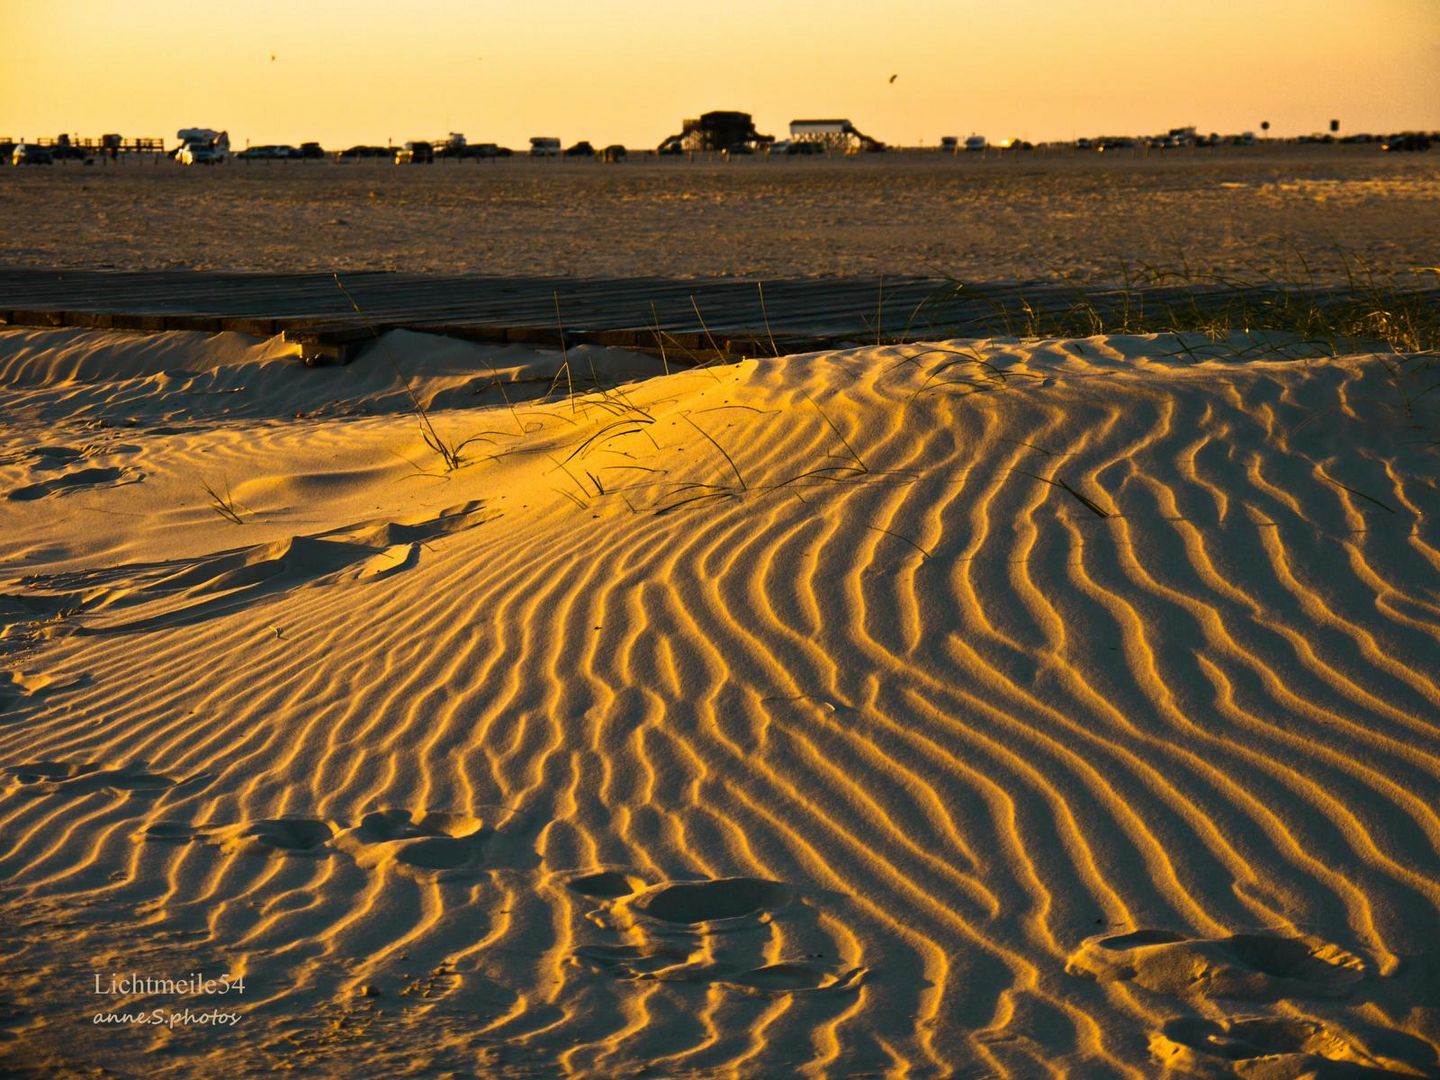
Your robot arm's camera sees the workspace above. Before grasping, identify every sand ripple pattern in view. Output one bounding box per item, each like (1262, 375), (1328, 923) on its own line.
(1, 330), (1438, 1077)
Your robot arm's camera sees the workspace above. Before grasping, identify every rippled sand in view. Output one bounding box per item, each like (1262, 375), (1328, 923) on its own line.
(1, 327), (1437, 1076)
(2, 146), (1438, 282)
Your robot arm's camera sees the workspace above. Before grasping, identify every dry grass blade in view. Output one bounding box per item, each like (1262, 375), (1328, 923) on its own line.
(799, 390), (868, 473)
(684, 417), (746, 491)
(690, 295), (725, 360)
(651, 301), (670, 375)
(332, 272), (470, 471)
(201, 477), (248, 525)
(863, 523), (932, 560)
(1012, 468), (1113, 518)
(561, 417), (656, 464)
(757, 281), (779, 358)
(1322, 476), (1398, 514)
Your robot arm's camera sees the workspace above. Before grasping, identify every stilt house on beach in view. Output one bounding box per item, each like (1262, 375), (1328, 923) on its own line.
(658, 111), (773, 153)
(789, 119), (885, 153)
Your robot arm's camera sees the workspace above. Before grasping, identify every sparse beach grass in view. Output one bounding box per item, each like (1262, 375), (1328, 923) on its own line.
(922, 258), (1440, 356)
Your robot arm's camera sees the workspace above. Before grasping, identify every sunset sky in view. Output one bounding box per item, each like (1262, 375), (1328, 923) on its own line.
(3, 0), (1437, 149)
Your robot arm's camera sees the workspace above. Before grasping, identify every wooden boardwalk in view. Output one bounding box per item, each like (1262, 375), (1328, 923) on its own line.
(0, 267), (1425, 363)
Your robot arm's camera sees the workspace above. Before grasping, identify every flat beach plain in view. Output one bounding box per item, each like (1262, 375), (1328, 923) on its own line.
(0, 145), (1437, 281)
(1, 148), (1439, 1078)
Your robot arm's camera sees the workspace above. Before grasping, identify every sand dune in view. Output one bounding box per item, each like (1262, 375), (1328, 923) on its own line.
(1, 325), (1437, 1077)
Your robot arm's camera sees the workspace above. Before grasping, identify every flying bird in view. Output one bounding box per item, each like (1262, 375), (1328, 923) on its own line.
(270, 53), (277, 61)
(889, 73), (898, 83)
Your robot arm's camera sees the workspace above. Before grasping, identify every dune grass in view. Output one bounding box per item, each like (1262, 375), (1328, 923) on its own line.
(201, 477), (249, 525)
(917, 256), (1440, 356)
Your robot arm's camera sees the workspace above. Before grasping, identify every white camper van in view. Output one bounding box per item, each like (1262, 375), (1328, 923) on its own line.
(176, 128), (230, 165)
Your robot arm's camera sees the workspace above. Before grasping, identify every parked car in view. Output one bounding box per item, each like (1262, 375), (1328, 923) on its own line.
(11, 143), (53, 166)
(564, 140), (595, 157)
(297, 142), (325, 158)
(1381, 133), (1431, 152)
(236, 145), (297, 160)
(49, 138), (90, 161)
(395, 141), (434, 164)
(337, 145), (391, 159)
(600, 144), (627, 162)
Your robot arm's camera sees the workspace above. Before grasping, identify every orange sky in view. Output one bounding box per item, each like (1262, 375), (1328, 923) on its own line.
(2, 0), (1437, 148)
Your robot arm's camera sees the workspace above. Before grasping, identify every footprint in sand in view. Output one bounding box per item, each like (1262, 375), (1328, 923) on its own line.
(141, 808), (489, 874)
(1066, 928), (1367, 1001)
(1150, 1015), (1426, 1077)
(5, 761), (178, 798)
(141, 817), (335, 856)
(331, 809), (489, 880)
(573, 873), (866, 996)
(0, 670), (88, 718)
(567, 869), (649, 899)
(24, 444), (140, 470)
(6, 466), (141, 501)
(625, 877), (795, 925)
(209, 818), (336, 856)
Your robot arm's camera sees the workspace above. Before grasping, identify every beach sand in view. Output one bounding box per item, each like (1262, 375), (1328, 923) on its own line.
(1, 146), (1438, 282)
(1, 324), (1437, 1076)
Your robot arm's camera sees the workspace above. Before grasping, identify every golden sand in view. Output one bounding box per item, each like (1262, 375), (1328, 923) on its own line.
(1, 326), (1437, 1076)
(2, 148), (1437, 281)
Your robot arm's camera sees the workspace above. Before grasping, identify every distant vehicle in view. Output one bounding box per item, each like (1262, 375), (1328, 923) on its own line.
(11, 143), (53, 166)
(722, 142), (754, 156)
(564, 140), (595, 157)
(175, 128), (229, 165)
(964, 134), (987, 151)
(530, 137), (561, 158)
(1381, 133), (1431, 152)
(789, 141), (824, 155)
(395, 141), (434, 164)
(236, 145), (299, 160)
(600, 144), (627, 162)
(940, 136), (959, 152)
(471, 142), (501, 158)
(337, 145), (391, 159)
(48, 135), (89, 161)
(179, 143), (222, 165)
(297, 142), (325, 158)
(437, 133), (468, 157)
(767, 139), (792, 154)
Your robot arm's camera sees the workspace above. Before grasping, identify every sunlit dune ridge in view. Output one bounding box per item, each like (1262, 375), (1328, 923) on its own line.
(0, 326), (1437, 1077)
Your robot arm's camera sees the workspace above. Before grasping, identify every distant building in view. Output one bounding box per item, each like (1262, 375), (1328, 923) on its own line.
(658, 111), (771, 153)
(788, 119), (884, 153)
